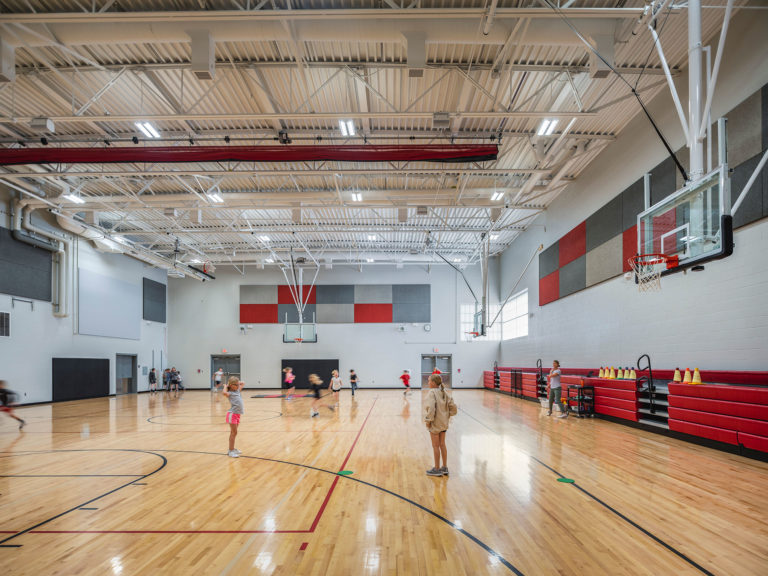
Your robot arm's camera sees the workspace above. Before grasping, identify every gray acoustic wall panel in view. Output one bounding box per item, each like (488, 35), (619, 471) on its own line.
(539, 242), (559, 279)
(731, 153), (765, 229)
(316, 284), (354, 304)
(763, 84), (768, 151)
(240, 284), (277, 304)
(559, 254), (586, 299)
(586, 235), (623, 287)
(142, 277), (166, 323)
(727, 90), (763, 168)
(622, 178), (645, 231)
(650, 156), (677, 206)
(392, 284), (430, 305)
(586, 195), (622, 252)
(78, 268), (141, 340)
(393, 303), (431, 323)
(0, 227), (52, 302)
(354, 284), (392, 304)
(278, 303), (316, 324)
(316, 303), (355, 323)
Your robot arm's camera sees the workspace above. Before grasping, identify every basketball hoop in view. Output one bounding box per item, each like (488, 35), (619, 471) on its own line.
(628, 254), (679, 292)
(465, 331), (480, 338)
(294, 338), (303, 345)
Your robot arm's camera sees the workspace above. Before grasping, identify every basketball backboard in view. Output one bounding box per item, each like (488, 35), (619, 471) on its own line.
(283, 322), (318, 343)
(637, 166), (733, 271)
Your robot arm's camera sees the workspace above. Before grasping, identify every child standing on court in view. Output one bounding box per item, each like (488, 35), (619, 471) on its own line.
(400, 369), (411, 395)
(547, 360), (566, 418)
(222, 376), (244, 457)
(349, 369), (358, 397)
(330, 370), (343, 407)
(282, 367), (296, 399)
(0, 380), (25, 429)
(423, 374), (456, 476)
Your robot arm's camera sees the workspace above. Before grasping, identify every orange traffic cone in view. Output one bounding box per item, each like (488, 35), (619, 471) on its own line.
(673, 368), (682, 382)
(629, 367), (637, 380)
(692, 368), (703, 384)
(617, 367), (624, 379)
(683, 368), (692, 384)
(599, 367), (605, 378)
(609, 367), (616, 379)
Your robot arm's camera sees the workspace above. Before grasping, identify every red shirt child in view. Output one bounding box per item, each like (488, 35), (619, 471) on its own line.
(400, 370), (411, 393)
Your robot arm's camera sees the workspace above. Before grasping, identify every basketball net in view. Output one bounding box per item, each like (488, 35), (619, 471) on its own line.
(294, 338), (303, 346)
(628, 254), (678, 293)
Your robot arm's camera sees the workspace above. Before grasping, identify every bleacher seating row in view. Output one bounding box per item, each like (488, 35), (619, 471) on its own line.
(482, 367), (768, 456)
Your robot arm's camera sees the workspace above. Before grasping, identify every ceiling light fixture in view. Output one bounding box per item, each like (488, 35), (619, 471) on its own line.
(265, 258), (274, 263)
(352, 193), (362, 202)
(537, 119), (557, 136)
(62, 192), (85, 204)
(366, 258), (374, 263)
(491, 234), (500, 240)
(135, 122), (160, 139)
(259, 235), (270, 242)
(491, 191), (504, 202)
(367, 235), (376, 240)
(339, 120), (355, 137)
(206, 192), (224, 203)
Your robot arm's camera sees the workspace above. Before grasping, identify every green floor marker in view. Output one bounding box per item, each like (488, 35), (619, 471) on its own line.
(557, 478), (575, 483)
(338, 470), (354, 476)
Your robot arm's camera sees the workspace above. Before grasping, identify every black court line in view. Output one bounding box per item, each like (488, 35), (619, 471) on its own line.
(0, 449), (167, 547)
(78, 508), (98, 511)
(459, 406), (716, 576)
(0, 474), (143, 478)
(0, 447), (523, 574)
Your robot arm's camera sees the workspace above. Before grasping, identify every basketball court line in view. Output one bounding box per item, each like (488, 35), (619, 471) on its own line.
(458, 405), (716, 576)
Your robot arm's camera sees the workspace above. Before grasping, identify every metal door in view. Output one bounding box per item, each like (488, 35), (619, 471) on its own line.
(210, 355), (241, 387)
(420, 354), (452, 388)
(116, 354), (137, 394)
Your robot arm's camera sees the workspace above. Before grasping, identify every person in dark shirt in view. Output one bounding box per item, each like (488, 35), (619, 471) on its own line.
(0, 380), (25, 429)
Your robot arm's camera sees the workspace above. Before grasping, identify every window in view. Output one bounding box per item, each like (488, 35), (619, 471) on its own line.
(502, 290), (528, 340)
(460, 304), (502, 341)
(0, 312), (8, 337)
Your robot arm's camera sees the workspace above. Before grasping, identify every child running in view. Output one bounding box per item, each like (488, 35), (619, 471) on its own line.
(222, 376), (244, 457)
(330, 370), (343, 407)
(282, 367), (296, 399)
(349, 369), (358, 397)
(423, 374), (456, 476)
(0, 380), (25, 429)
(309, 373), (332, 417)
(400, 369), (411, 395)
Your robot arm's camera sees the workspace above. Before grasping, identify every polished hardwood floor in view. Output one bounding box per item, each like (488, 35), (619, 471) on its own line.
(1, 389), (766, 575)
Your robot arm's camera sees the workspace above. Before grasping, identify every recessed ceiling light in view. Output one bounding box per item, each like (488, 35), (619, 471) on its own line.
(259, 235), (270, 242)
(135, 122), (160, 138)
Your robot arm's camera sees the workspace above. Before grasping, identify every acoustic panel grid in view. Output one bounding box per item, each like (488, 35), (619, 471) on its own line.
(240, 284), (430, 324)
(539, 82), (768, 306)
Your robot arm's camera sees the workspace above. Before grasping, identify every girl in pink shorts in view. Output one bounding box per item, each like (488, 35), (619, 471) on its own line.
(223, 376), (244, 457)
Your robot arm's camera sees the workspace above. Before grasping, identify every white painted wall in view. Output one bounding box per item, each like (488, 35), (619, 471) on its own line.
(167, 261), (500, 390)
(498, 10), (768, 372)
(0, 194), (167, 403)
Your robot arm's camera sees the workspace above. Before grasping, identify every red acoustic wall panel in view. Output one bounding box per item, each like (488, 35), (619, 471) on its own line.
(622, 225), (638, 272)
(239, 304), (278, 323)
(539, 270), (560, 306)
(277, 285), (316, 305)
(558, 221), (586, 268)
(354, 304), (393, 323)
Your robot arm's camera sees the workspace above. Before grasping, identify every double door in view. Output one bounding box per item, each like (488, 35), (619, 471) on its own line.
(421, 354), (452, 388)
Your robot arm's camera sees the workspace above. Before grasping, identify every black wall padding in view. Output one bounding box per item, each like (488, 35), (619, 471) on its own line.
(52, 358), (110, 402)
(281, 359), (339, 390)
(0, 227), (52, 301)
(142, 277), (167, 323)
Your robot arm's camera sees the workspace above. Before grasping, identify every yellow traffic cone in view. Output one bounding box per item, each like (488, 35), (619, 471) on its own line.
(673, 368), (682, 382)
(683, 368), (692, 383)
(599, 367), (604, 378)
(609, 367), (616, 379)
(692, 368), (703, 385)
(629, 367), (637, 380)
(617, 368), (624, 379)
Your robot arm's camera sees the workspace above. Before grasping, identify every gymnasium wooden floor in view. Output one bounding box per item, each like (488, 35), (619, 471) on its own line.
(1, 389), (766, 575)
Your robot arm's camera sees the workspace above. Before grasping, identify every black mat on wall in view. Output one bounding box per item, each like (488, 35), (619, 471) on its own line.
(0, 227), (52, 301)
(52, 358), (110, 402)
(281, 359), (339, 390)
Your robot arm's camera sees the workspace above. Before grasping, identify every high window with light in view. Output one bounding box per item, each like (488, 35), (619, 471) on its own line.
(502, 290), (528, 340)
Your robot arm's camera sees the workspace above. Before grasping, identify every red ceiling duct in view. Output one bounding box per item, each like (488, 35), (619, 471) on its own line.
(0, 144), (498, 166)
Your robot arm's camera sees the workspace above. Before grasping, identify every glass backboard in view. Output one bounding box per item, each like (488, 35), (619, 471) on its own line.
(637, 167), (732, 269)
(283, 322), (318, 343)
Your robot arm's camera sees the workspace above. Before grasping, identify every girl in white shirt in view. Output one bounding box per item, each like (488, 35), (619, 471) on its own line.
(330, 370), (343, 407)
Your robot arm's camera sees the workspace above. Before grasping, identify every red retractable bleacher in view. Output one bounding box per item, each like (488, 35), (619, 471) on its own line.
(584, 377), (639, 422)
(483, 370), (496, 390)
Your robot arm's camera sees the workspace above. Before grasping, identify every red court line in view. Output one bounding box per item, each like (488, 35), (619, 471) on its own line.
(308, 398), (377, 532)
(25, 530), (309, 534)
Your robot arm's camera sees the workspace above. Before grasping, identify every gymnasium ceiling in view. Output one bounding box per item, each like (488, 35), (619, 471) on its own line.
(0, 0), (743, 274)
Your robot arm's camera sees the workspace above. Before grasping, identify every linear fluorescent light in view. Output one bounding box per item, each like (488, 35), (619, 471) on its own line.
(62, 193), (85, 204)
(491, 234), (500, 240)
(491, 192), (504, 202)
(453, 258), (462, 263)
(345, 120), (355, 136)
(366, 258), (374, 263)
(190, 259), (202, 264)
(112, 236), (129, 245)
(352, 193), (362, 202)
(537, 119), (558, 136)
(265, 258), (274, 263)
(339, 120), (348, 137)
(367, 235), (376, 240)
(207, 192), (224, 203)
(260, 235), (270, 242)
(135, 122), (160, 139)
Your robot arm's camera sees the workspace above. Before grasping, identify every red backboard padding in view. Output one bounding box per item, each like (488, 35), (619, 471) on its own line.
(558, 221), (586, 268)
(354, 303), (392, 323)
(668, 407), (768, 437)
(239, 304), (278, 323)
(668, 396), (768, 421)
(668, 419), (738, 445)
(622, 225), (638, 273)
